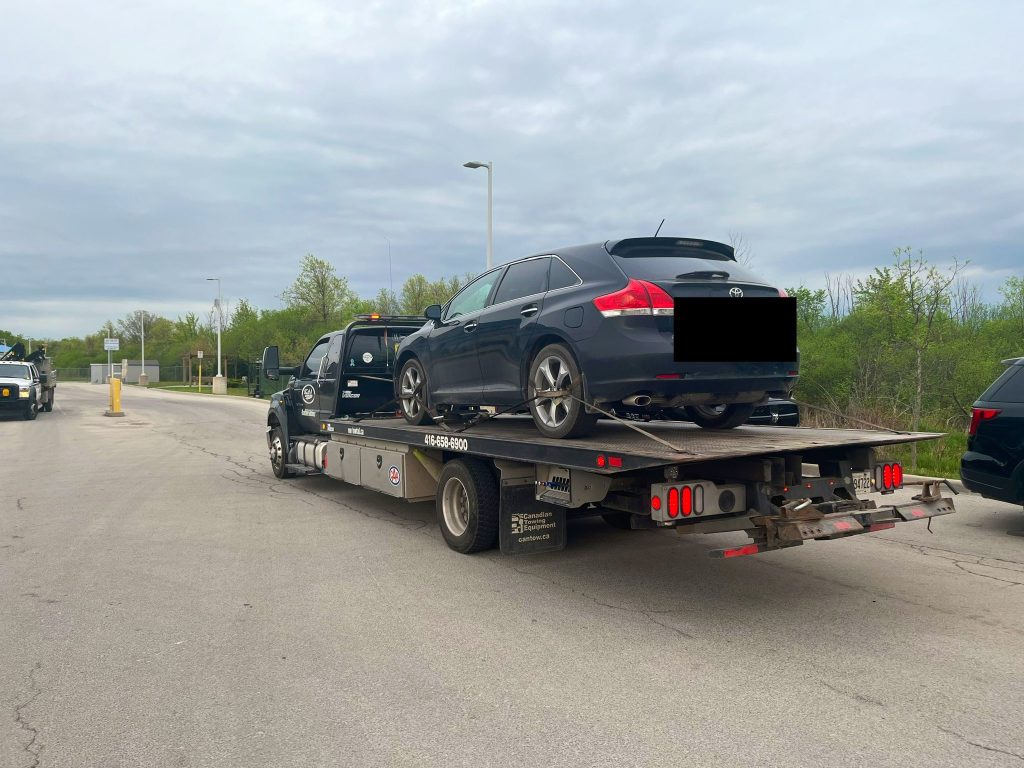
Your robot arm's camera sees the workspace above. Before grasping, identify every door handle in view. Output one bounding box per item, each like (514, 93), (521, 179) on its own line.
(464, 321), (479, 333)
(520, 305), (539, 317)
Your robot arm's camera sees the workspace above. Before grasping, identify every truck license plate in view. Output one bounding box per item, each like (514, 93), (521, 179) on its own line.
(852, 470), (873, 494)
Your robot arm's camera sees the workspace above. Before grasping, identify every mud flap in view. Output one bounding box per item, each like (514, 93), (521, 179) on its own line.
(498, 481), (566, 555)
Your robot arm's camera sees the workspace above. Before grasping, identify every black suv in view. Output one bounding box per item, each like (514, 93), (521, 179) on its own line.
(961, 357), (1024, 506)
(395, 237), (797, 438)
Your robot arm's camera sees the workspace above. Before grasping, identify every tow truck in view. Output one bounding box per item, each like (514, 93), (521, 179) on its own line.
(263, 315), (955, 557)
(0, 343), (56, 419)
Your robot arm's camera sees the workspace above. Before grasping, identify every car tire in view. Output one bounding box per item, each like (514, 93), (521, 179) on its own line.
(269, 424), (293, 479)
(527, 343), (597, 439)
(682, 403), (756, 430)
(24, 398), (37, 421)
(398, 358), (433, 426)
(436, 458), (499, 554)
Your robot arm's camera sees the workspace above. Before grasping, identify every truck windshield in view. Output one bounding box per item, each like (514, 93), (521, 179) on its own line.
(0, 364), (30, 379)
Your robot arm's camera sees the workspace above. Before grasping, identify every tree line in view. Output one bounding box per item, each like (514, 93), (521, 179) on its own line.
(15, 255), (474, 376)
(6, 249), (1021, 472)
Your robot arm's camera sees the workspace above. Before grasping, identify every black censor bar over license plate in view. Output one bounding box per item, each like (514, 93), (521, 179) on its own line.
(674, 297), (797, 362)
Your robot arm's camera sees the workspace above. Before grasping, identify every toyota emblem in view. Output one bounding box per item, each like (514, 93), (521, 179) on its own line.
(729, 287), (744, 298)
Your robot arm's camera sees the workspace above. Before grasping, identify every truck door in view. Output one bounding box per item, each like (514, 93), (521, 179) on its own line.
(338, 327), (410, 417)
(292, 336), (332, 434)
(317, 335), (344, 420)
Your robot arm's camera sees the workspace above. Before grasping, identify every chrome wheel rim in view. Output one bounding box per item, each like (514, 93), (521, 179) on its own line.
(401, 365), (424, 418)
(532, 355), (574, 429)
(270, 434), (284, 469)
(441, 477), (470, 536)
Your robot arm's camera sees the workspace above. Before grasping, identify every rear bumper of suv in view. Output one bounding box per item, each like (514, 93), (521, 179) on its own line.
(960, 453), (1023, 504)
(575, 333), (797, 406)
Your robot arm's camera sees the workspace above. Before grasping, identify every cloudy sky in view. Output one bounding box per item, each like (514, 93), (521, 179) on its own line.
(2, 0), (1021, 338)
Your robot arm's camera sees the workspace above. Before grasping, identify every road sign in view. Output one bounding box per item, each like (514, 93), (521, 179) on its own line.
(104, 338), (120, 351)
(197, 350), (204, 359)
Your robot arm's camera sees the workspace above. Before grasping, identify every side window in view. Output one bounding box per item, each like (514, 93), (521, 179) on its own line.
(548, 258), (580, 291)
(303, 338), (331, 377)
(491, 258), (550, 305)
(346, 329), (412, 373)
(323, 336), (343, 379)
(445, 269), (502, 320)
(987, 366), (1024, 403)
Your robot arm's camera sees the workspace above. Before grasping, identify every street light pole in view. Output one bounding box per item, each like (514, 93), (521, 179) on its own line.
(206, 277), (224, 393)
(382, 235), (393, 308)
(139, 311), (148, 386)
(463, 161), (493, 269)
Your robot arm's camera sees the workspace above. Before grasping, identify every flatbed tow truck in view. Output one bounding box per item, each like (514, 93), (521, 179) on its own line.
(263, 316), (955, 558)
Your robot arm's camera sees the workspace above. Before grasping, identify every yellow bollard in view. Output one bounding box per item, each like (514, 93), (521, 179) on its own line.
(104, 375), (125, 417)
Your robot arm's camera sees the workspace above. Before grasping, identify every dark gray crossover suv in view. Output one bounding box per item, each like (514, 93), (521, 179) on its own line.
(395, 237), (798, 438)
(961, 357), (1024, 507)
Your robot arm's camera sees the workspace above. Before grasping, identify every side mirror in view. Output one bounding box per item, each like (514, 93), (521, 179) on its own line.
(424, 304), (442, 321)
(262, 345), (280, 381)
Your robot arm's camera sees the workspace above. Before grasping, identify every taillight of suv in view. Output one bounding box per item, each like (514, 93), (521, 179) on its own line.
(968, 407), (1001, 435)
(593, 279), (674, 317)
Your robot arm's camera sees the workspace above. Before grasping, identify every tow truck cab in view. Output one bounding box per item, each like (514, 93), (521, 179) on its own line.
(263, 315), (425, 438)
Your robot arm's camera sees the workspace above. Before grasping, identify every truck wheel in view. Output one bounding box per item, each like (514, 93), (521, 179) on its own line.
(398, 358), (433, 426)
(681, 403), (756, 430)
(24, 399), (38, 421)
(269, 424), (293, 479)
(436, 458), (498, 554)
(527, 344), (597, 439)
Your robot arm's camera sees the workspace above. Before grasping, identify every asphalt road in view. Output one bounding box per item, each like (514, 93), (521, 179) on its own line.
(2, 383), (1023, 768)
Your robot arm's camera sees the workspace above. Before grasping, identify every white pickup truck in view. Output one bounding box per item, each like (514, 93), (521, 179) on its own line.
(0, 359), (51, 420)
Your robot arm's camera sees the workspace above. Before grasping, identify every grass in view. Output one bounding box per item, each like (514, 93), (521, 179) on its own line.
(885, 430), (967, 479)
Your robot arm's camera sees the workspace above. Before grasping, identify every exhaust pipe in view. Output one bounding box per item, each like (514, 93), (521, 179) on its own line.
(623, 395), (653, 407)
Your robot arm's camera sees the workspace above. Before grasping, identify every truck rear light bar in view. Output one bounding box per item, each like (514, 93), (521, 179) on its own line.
(874, 461), (903, 493)
(650, 480), (743, 522)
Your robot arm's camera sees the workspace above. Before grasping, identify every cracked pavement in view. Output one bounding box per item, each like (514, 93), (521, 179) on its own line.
(1, 383), (1023, 767)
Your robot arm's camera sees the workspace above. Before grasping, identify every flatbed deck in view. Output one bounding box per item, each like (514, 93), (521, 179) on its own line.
(325, 415), (939, 474)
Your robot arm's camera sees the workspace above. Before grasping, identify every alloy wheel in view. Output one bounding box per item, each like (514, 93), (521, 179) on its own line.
(401, 365), (425, 418)
(532, 354), (574, 429)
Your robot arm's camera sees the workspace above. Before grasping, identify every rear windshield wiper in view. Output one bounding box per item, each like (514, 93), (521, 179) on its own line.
(675, 270), (730, 280)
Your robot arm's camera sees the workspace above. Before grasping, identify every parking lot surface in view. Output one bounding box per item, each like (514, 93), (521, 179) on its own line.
(2, 383), (1023, 767)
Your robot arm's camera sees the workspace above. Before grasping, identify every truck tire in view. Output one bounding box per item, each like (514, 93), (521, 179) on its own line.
(24, 398), (38, 421)
(436, 458), (499, 554)
(269, 424), (293, 479)
(43, 392), (53, 412)
(398, 358), (433, 426)
(680, 403), (756, 430)
(527, 343), (597, 439)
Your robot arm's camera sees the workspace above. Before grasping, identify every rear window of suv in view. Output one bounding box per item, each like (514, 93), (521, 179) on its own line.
(981, 365), (1024, 403)
(607, 238), (739, 281)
